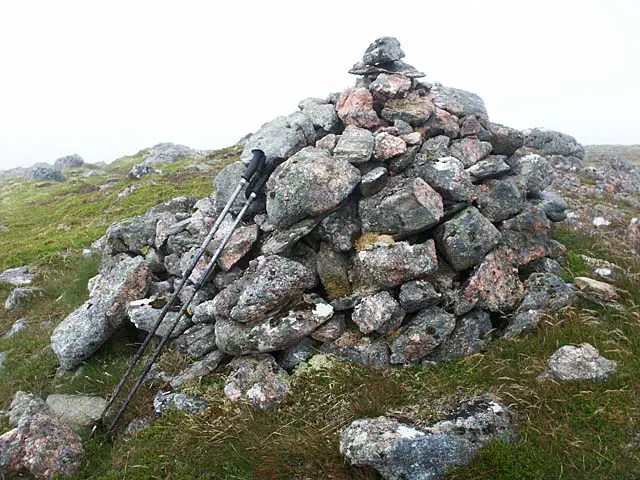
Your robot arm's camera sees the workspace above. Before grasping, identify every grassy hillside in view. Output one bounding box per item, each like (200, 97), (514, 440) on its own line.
(1, 148), (639, 479)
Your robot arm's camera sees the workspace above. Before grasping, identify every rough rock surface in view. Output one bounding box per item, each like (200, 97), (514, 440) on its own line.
(153, 391), (208, 415)
(539, 343), (617, 382)
(266, 147), (360, 228)
(51, 256), (151, 371)
(45, 394), (107, 431)
(320, 331), (390, 368)
(4, 287), (43, 310)
(1, 397), (84, 479)
(340, 397), (517, 480)
(434, 207), (501, 271)
(389, 307), (456, 364)
(224, 354), (292, 409)
(0, 266), (34, 286)
(352, 291), (405, 334)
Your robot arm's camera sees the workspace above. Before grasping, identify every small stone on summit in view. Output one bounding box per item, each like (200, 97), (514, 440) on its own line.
(362, 36), (405, 66)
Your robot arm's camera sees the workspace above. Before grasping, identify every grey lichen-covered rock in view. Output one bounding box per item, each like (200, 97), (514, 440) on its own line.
(362, 36), (405, 65)
(381, 96), (435, 126)
(359, 177), (443, 237)
(352, 240), (439, 291)
(519, 273), (577, 312)
(212, 255), (316, 324)
(0, 351), (6, 374)
(333, 125), (374, 164)
(45, 394), (107, 431)
(336, 87), (382, 129)
(431, 85), (488, 118)
(144, 143), (204, 165)
(340, 416), (476, 480)
(434, 207), (501, 271)
(352, 291), (405, 334)
(523, 128), (584, 159)
(0, 266), (34, 286)
(370, 73), (412, 100)
(239, 116), (309, 164)
(24, 164), (66, 182)
(536, 191), (568, 222)
(8, 392), (45, 427)
(504, 310), (543, 339)
(4, 287), (43, 310)
(481, 122), (524, 156)
(509, 153), (554, 197)
(360, 166), (389, 197)
(124, 417), (152, 437)
(266, 147), (360, 229)
(106, 214), (158, 254)
(423, 108), (460, 139)
(298, 97), (340, 132)
(340, 396), (517, 480)
(466, 155), (511, 182)
(388, 145), (419, 175)
(475, 178), (525, 222)
(430, 310), (493, 361)
(53, 154), (84, 170)
(153, 391), (208, 415)
(539, 343), (617, 382)
(449, 138), (493, 168)
(224, 354), (292, 409)
(127, 299), (192, 339)
(320, 331), (390, 368)
(399, 280), (441, 313)
(407, 155), (474, 202)
(420, 135), (452, 159)
(317, 202), (361, 252)
(51, 256), (151, 371)
(215, 299), (333, 355)
(389, 306), (456, 364)
(170, 349), (226, 389)
(175, 324), (217, 359)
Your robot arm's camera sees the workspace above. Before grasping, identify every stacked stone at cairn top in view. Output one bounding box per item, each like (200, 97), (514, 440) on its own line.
(52, 37), (579, 381)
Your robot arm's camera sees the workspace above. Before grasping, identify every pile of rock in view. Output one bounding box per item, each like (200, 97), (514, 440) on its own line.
(50, 38), (581, 406)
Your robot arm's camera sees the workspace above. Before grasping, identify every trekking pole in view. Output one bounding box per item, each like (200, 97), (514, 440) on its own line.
(104, 156), (281, 436)
(92, 150), (265, 436)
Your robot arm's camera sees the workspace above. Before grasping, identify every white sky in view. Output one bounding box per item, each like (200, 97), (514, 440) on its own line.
(0, 0), (638, 170)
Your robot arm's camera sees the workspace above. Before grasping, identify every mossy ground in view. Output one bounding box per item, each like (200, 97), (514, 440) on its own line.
(1, 150), (639, 479)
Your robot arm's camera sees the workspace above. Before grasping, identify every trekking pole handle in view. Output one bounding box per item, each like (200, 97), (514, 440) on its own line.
(247, 157), (283, 197)
(241, 149), (266, 181)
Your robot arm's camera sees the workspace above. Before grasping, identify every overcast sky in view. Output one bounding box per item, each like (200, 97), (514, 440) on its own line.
(0, 0), (638, 170)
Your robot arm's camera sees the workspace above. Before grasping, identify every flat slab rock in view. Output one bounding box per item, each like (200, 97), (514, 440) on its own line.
(0, 266), (34, 286)
(224, 354), (292, 410)
(340, 396), (517, 480)
(45, 394), (107, 430)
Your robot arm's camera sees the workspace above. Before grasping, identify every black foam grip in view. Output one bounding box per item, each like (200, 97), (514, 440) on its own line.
(241, 149), (266, 181)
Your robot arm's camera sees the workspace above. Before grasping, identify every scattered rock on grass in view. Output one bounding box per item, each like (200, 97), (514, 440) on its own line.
(539, 343), (617, 382)
(224, 354), (292, 409)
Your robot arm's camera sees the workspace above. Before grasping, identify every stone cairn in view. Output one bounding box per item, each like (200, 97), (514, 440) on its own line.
(51, 37), (579, 406)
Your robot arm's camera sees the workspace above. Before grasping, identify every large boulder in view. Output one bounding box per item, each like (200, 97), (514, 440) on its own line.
(215, 296), (334, 355)
(523, 128), (584, 159)
(352, 240), (438, 291)
(430, 86), (488, 118)
(212, 255), (316, 324)
(239, 115), (310, 164)
(24, 165), (65, 182)
(340, 397), (517, 480)
(51, 256), (151, 371)
(434, 207), (501, 271)
(359, 176), (443, 236)
(539, 343), (617, 382)
(144, 143), (204, 165)
(265, 147), (361, 229)
(53, 154), (84, 170)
